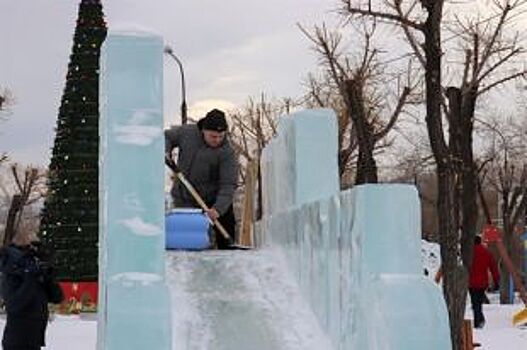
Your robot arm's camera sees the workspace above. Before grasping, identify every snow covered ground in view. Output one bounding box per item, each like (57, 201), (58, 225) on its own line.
(0, 246), (524, 349)
(1, 304), (524, 349)
(0, 314), (97, 350)
(470, 304), (527, 350)
(423, 239), (527, 349)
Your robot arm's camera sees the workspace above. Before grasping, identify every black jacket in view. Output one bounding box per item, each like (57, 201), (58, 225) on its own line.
(0, 244), (63, 348)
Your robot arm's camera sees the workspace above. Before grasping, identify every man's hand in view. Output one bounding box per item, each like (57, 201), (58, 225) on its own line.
(205, 208), (220, 221)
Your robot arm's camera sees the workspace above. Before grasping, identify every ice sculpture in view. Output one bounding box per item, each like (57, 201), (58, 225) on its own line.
(98, 29), (171, 350)
(261, 109), (339, 215)
(262, 109), (451, 349)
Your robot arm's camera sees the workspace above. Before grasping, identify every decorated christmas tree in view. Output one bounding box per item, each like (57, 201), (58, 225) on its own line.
(40, 0), (107, 281)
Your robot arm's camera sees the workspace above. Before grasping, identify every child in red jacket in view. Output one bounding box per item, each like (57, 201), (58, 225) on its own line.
(469, 235), (500, 328)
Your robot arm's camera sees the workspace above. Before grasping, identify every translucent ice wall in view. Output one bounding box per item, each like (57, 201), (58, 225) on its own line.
(261, 109), (340, 215)
(98, 30), (171, 350)
(261, 109), (451, 349)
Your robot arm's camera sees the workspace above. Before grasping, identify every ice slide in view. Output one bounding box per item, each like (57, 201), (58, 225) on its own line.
(98, 29), (452, 350)
(167, 249), (332, 350)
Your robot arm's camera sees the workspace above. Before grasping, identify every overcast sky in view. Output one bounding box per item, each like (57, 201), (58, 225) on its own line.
(0, 0), (338, 166)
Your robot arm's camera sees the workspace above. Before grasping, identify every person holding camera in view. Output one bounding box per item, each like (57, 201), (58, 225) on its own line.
(0, 229), (63, 350)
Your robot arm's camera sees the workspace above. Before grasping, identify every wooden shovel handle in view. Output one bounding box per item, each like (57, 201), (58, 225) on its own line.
(175, 173), (232, 242)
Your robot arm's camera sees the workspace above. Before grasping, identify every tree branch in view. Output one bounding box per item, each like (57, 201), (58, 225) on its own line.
(475, 2), (512, 77)
(477, 48), (523, 86)
(479, 70), (527, 95)
(394, 1), (426, 67)
(375, 86), (411, 140)
(343, 5), (423, 31)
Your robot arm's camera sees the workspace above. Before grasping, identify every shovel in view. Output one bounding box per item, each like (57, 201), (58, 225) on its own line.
(165, 155), (251, 250)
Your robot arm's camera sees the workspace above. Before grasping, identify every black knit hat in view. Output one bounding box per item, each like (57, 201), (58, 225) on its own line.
(197, 109), (228, 132)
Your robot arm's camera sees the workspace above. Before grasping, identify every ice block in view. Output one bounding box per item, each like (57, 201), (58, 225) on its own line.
(98, 29), (171, 350)
(261, 110), (451, 349)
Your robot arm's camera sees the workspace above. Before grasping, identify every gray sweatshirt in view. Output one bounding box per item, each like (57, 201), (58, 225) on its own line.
(165, 124), (238, 215)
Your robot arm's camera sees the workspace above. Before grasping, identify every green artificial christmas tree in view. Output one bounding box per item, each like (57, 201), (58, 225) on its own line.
(40, 0), (107, 281)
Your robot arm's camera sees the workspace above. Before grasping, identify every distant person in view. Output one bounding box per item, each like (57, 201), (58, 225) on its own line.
(0, 228), (64, 350)
(165, 109), (238, 249)
(469, 235), (500, 329)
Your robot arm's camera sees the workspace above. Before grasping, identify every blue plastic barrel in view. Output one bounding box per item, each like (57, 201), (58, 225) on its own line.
(165, 208), (211, 250)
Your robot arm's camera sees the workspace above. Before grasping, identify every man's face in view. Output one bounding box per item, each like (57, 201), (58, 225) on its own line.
(203, 130), (226, 148)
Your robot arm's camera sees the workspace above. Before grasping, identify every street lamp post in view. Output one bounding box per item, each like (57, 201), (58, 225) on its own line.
(164, 45), (188, 125)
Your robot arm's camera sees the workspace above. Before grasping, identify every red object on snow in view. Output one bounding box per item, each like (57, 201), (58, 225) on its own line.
(59, 281), (98, 304)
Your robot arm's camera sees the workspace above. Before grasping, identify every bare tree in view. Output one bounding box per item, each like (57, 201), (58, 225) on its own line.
(228, 95), (285, 172)
(0, 164), (47, 246)
(478, 115), (527, 303)
(446, 2), (527, 283)
(228, 95), (292, 219)
(300, 22), (413, 185)
(340, 0), (527, 348)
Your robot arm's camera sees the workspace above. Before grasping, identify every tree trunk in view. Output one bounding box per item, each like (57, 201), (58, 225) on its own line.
(3, 194), (23, 246)
(444, 84), (480, 349)
(355, 147), (378, 185)
(446, 86), (478, 269)
(421, 0), (466, 348)
(459, 87), (478, 269)
(344, 79), (378, 185)
(437, 165), (468, 350)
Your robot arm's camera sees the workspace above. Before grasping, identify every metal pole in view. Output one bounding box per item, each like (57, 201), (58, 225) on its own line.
(164, 45), (188, 125)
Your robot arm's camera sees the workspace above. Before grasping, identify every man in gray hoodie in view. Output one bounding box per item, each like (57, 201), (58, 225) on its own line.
(165, 109), (238, 248)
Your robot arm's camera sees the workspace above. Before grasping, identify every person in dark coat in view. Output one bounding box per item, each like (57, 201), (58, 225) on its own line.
(165, 109), (238, 249)
(469, 235), (500, 329)
(0, 231), (64, 350)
